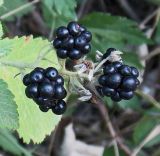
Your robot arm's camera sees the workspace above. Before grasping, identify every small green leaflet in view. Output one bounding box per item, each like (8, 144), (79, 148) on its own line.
(0, 36), (62, 143)
(41, 0), (77, 28)
(0, 0), (3, 6)
(0, 79), (18, 129)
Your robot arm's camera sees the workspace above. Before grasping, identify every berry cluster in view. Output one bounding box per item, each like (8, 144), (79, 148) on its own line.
(23, 67), (67, 115)
(53, 21), (92, 60)
(98, 51), (140, 102)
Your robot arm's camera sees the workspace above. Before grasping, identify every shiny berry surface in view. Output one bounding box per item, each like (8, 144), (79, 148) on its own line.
(25, 84), (38, 98)
(67, 21), (80, 36)
(45, 67), (58, 80)
(107, 73), (122, 89)
(98, 51), (140, 102)
(30, 70), (44, 83)
(68, 49), (82, 60)
(52, 100), (67, 115)
(103, 64), (116, 75)
(56, 26), (69, 39)
(121, 77), (137, 91)
(23, 74), (31, 86)
(23, 67), (67, 115)
(54, 85), (67, 99)
(53, 21), (92, 60)
(56, 49), (68, 59)
(120, 65), (131, 76)
(53, 38), (62, 49)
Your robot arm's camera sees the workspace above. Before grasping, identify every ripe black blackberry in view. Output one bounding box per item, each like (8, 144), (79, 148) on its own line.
(98, 48), (140, 102)
(23, 67), (67, 115)
(53, 21), (92, 60)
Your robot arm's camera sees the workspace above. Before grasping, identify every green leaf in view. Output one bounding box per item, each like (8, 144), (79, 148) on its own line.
(0, 128), (32, 156)
(0, 36), (62, 143)
(122, 52), (143, 69)
(0, 38), (14, 57)
(0, 0), (33, 21)
(0, 0), (3, 6)
(0, 79), (18, 129)
(103, 146), (126, 156)
(0, 22), (3, 38)
(80, 12), (151, 49)
(133, 116), (157, 145)
(41, 0), (77, 28)
(147, 0), (160, 5)
(118, 96), (141, 109)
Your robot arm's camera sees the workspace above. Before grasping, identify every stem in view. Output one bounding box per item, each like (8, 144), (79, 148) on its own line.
(49, 19), (56, 40)
(90, 91), (132, 156)
(136, 90), (160, 109)
(94, 58), (108, 74)
(140, 7), (160, 28)
(0, 0), (40, 20)
(60, 70), (89, 80)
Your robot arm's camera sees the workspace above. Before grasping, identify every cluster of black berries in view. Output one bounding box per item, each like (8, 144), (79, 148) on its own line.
(53, 21), (92, 60)
(98, 49), (140, 102)
(23, 67), (67, 115)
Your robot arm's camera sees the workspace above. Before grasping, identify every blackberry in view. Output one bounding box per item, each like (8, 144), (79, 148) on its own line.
(39, 82), (55, 98)
(107, 73), (122, 89)
(56, 49), (68, 59)
(45, 67), (58, 81)
(103, 64), (117, 75)
(55, 75), (64, 85)
(120, 65), (132, 76)
(67, 21), (80, 36)
(23, 67), (67, 115)
(56, 26), (69, 39)
(102, 87), (116, 97)
(102, 48), (116, 60)
(121, 77), (137, 91)
(23, 74), (31, 86)
(53, 21), (92, 60)
(82, 44), (91, 54)
(74, 35), (87, 49)
(54, 85), (67, 99)
(62, 36), (74, 50)
(30, 70), (44, 83)
(68, 49), (82, 60)
(25, 84), (39, 98)
(97, 48), (140, 102)
(52, 100), (67, 115)
(53, 38), (62, 49)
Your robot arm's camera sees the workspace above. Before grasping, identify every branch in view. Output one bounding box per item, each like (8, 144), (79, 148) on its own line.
(140, 8), (160, 28)
(136, 90), (160, 109)
(116, 0), (139, 21)
(90, 90), (132, 156)
(142, 47), (160, 61)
